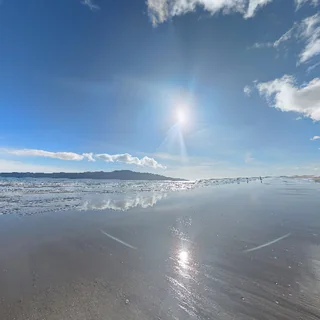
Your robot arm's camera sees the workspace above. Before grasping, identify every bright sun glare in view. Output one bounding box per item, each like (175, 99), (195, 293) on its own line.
(177, 109), (186, 124)
(179, 250), (189, 263)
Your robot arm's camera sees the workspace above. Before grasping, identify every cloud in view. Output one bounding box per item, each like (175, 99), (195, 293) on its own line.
(2, 148), (166, 169)
(244, 152), (255, 163)
(5, 148), (86, 161)
(95, 153), (166, 169)
(82, 153), (96, 162)
(81, 0), (99, 10)
(244, 85), (252, 96)
(298, 13), (320, 64)
(249, 41), (273, 49)
(273, 27), (295, 47)
(250, 13), (320, 64)
(244, 0), (272, 19)
(147, 0), (274, 26)
(256, 75), (320, 121)
(306, 62), (320, 73)
(295, 0), (319, 9)
(310, 135), (320, 140)
(250, 26), (295, 49)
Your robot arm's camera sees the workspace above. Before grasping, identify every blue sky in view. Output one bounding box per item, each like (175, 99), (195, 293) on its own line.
(0, 0), (319, 179)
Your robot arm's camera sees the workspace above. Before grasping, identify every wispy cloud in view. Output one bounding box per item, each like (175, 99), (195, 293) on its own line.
(273, 27), (295, 47)
(250, 26), (295, 49)
(244, 152), (255, 163)
(256, 75), (320, 121)
(5, 148), (86, 161)
(81, 0), (99, 11)
(250, 13), (320, 64)
(147, 0), (274, 26)
(244, 85), (252, 96)
(1, 148), (166, 169)
(249, 41), (273, 49)
(295, 0), (319, 10)
(310, 135), (320, 140)
(306, 62), (320, 73)
(95, 153), (166, 169)
(299, 13), (320, 64)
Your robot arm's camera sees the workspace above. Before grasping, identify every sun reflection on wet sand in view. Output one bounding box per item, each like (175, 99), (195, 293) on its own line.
(179, 250), (189, 267)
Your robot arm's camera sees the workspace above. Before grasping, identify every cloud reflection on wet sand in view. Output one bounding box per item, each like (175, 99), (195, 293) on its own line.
(0, 179), (319, 319)
(79, 192), (167, 211)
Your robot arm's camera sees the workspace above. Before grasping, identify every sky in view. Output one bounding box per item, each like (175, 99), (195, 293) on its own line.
(0, 0), (320, 180)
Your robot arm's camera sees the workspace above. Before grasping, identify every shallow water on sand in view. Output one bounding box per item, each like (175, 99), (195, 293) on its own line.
(0, 176), (260, 215)
(0, 178), (319, 319)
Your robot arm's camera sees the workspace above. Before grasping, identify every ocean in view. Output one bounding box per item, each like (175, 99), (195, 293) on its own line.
(0, 176), (262, 215)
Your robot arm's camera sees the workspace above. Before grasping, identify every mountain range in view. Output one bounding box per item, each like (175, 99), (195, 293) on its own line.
(0, 170), (187, 181)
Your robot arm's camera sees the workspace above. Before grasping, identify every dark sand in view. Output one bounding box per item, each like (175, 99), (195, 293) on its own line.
(0, 179), (320, 319)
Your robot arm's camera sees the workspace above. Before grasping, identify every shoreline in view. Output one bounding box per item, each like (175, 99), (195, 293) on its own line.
(0, 180), (319, 319)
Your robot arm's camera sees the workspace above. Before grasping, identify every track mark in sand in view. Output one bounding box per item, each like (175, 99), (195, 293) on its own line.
(244, 233), (291, 253)
(101, 230), (137, 250)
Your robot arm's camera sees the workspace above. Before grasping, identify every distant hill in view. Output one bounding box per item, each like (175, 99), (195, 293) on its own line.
(0, 170), (187, 181)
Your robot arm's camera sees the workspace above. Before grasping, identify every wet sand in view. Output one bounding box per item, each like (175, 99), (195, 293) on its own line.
(0, 179), (320, 319)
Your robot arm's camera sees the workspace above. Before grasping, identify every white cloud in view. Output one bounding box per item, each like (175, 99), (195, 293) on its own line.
(81, 0), (99, 10)
(299, 13), (320, 64)
(5, 148), (86, 161)
(256, 75), (320, 121)
(244, 85), (252, 96)
(310, 135), (320, 140)
(95, 153), (166, 169)
(244, 0), (272, 19)
(251, 13), (320, 64)
(147, 0), (274, 26)
(82, 153), (96, 162)
(1, 148), (166, 169)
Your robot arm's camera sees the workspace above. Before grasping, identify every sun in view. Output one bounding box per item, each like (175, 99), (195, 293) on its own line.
(177, 109), (186, 124)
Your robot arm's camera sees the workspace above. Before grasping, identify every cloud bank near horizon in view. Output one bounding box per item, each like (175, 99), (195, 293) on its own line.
(95, 153), (166, 169)
(2, 148), (166, 169)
